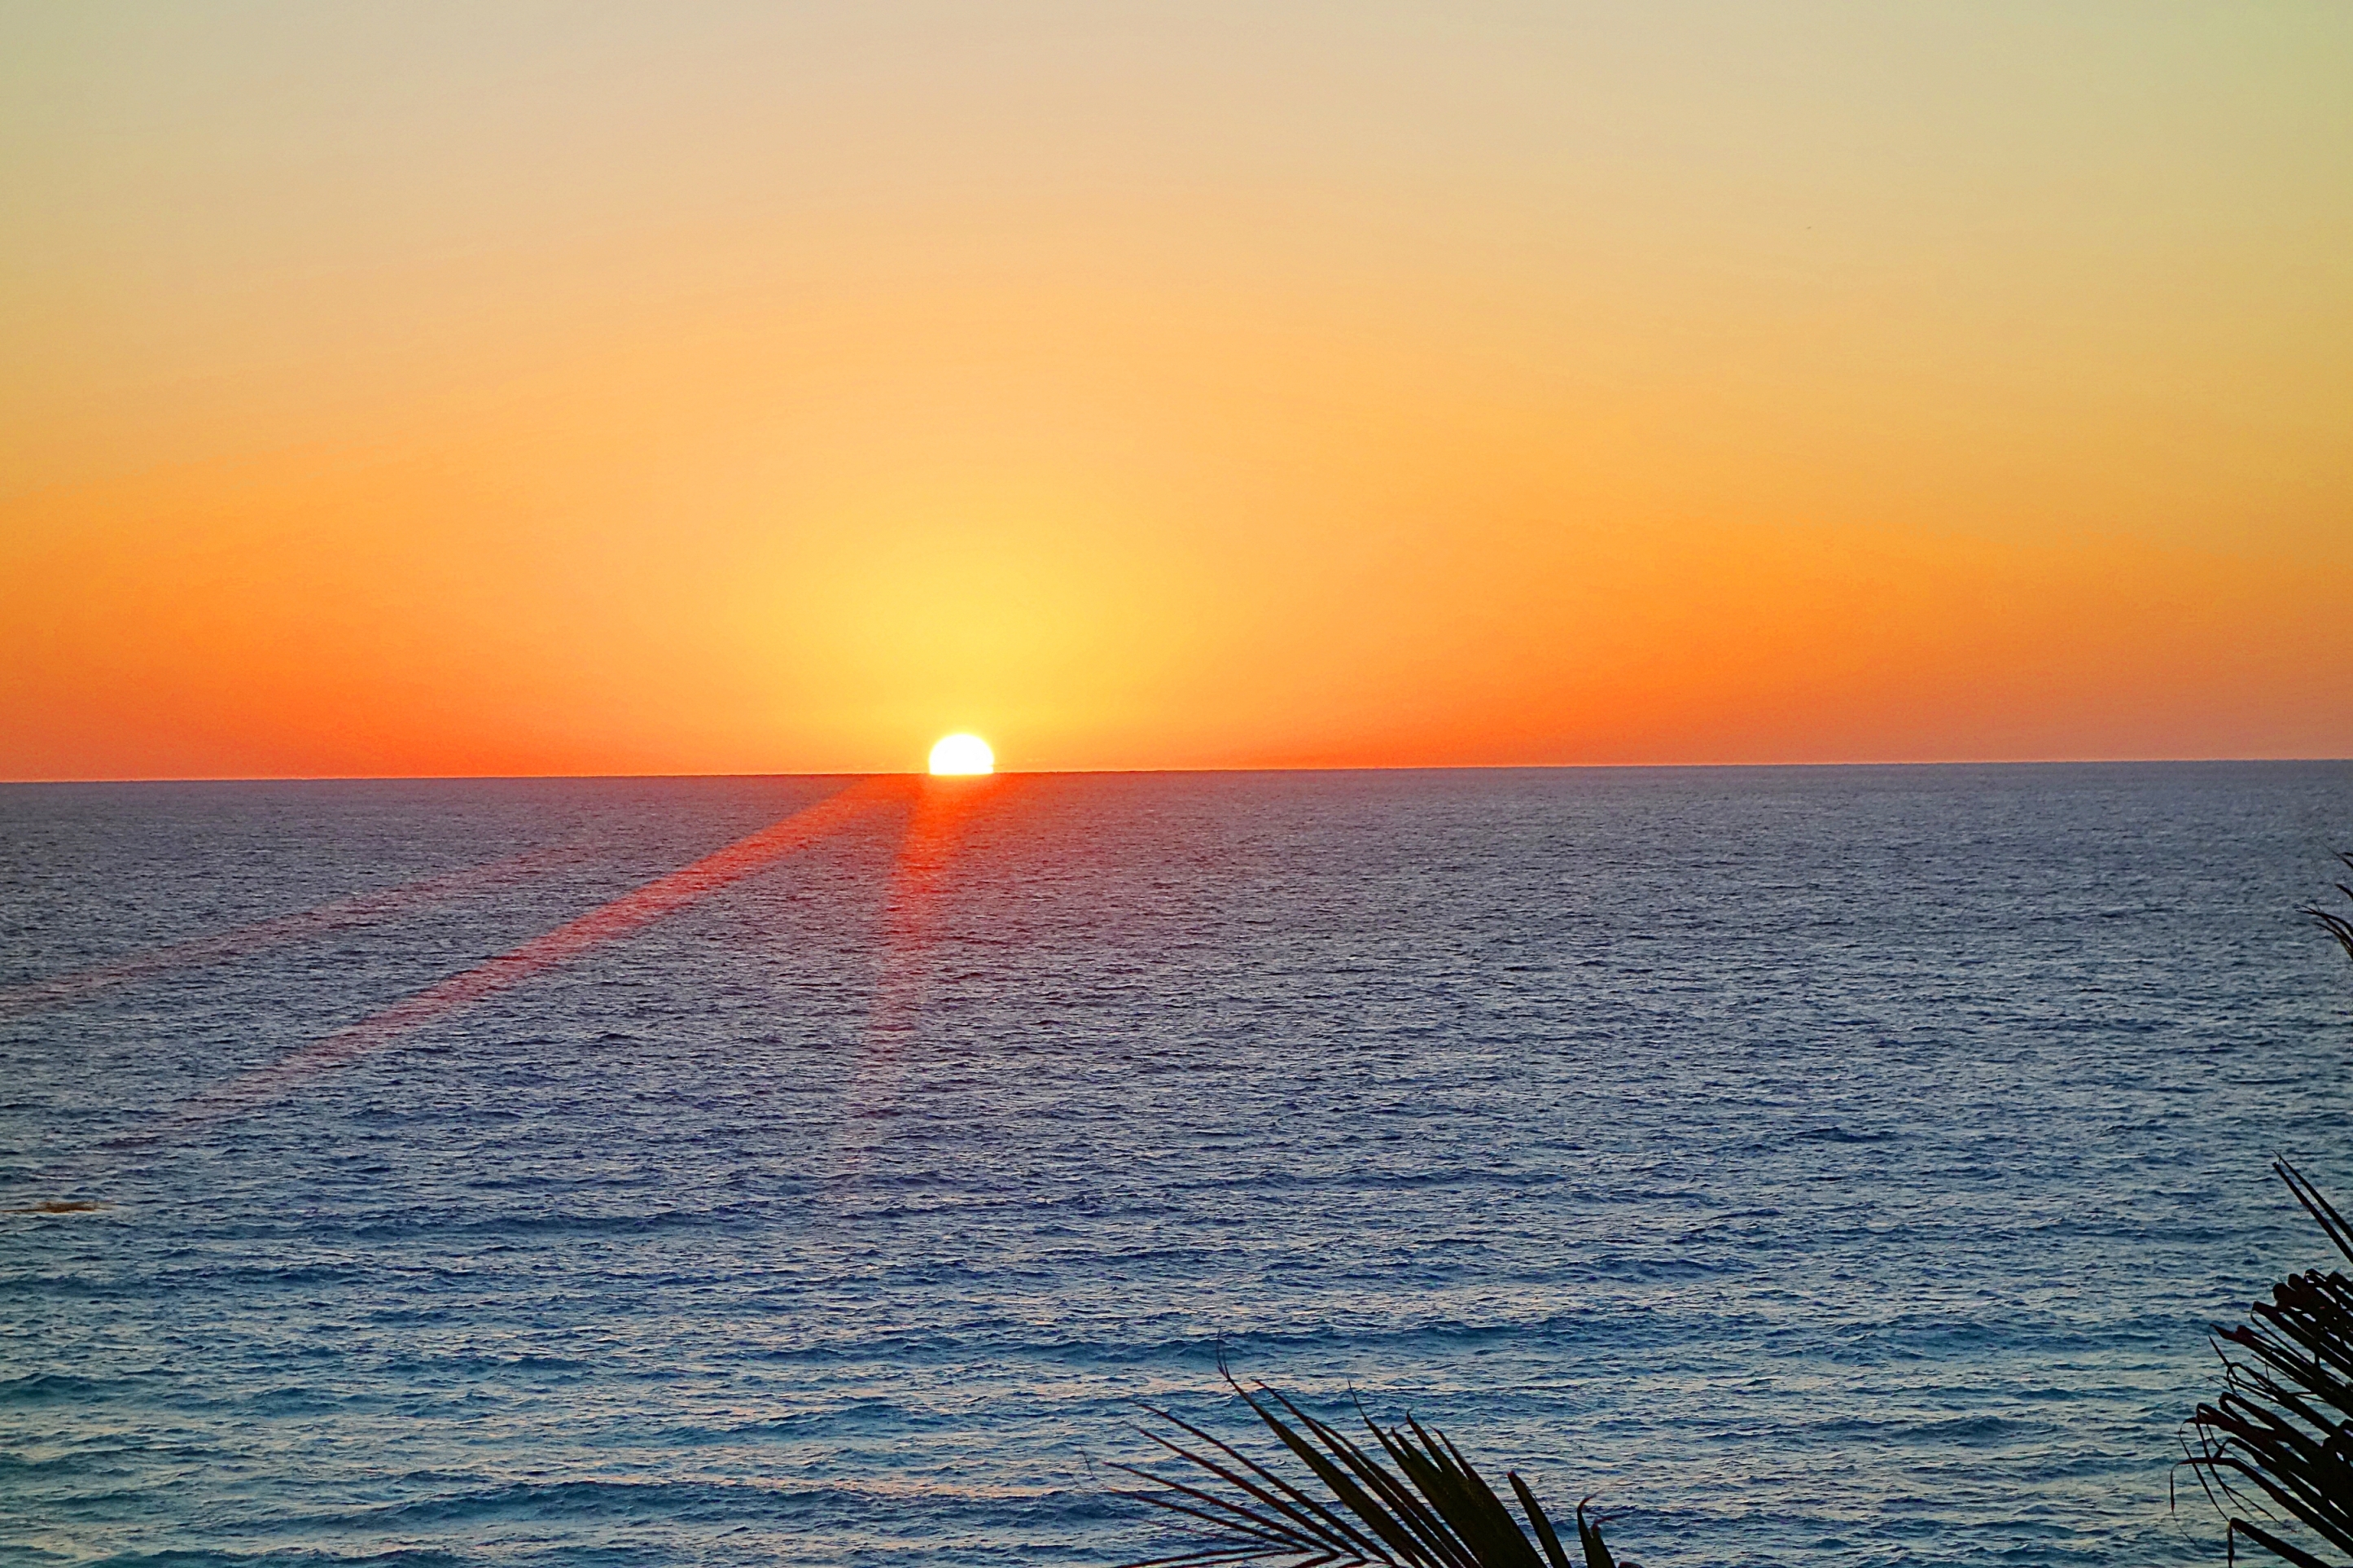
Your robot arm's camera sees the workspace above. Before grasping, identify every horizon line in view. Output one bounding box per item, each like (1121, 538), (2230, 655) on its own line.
(6, 755), (2351, 787)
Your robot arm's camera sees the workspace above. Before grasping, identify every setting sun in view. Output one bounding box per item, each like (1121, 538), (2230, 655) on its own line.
(927, 734), (994, 776)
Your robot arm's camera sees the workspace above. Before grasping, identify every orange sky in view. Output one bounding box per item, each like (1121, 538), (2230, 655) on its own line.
(5, 3), (2349, 778)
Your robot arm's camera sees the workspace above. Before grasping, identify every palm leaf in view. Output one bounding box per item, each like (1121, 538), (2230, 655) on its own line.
(2183, 1160), (2353, 1566)
(2307, 852), (2353, 964)
(1111, 1367), (1628, 1568)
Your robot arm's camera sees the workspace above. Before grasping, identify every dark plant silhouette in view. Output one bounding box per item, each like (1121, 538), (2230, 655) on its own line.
(2310, 852), (2353, 965)
(1111, 1367), (1625, 1568)
(2183, 1161), (2353, 1567)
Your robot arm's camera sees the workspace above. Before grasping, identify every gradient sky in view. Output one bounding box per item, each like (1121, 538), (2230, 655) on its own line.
(4, 2), (2349, 778)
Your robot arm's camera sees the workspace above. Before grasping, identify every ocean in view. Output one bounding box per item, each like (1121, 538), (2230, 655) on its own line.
(4, 763), (2351, 1566)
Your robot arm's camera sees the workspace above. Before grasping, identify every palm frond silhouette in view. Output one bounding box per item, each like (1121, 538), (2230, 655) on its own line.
(2182, 1161), (2353, 1566)
(1111, 1367), (1628, 1568)
(2307, 852), (2353, 965)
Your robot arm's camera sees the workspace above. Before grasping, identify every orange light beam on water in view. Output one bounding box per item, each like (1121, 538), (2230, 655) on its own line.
(828, 773), (1011, 1179)
(164, 776), (908, 1130)
(0, 843), (594, 1021)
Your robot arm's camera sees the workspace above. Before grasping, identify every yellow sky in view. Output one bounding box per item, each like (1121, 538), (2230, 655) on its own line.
(4, 2), (2349, 777)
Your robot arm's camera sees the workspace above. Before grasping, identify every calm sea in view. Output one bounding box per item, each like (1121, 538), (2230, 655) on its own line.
(4, 764), (2351, 1567)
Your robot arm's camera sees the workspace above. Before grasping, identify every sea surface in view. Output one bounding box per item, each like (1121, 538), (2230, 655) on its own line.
(4, 764), (2351, 1568)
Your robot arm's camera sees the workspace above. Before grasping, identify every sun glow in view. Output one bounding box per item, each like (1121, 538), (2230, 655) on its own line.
(927, 734), (994, 776)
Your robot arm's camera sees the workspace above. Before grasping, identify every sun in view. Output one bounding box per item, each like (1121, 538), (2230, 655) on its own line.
(927, 733), (994, 776)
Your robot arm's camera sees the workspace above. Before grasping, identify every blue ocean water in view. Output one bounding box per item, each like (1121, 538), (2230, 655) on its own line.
(3, 764), (2351, 1567)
